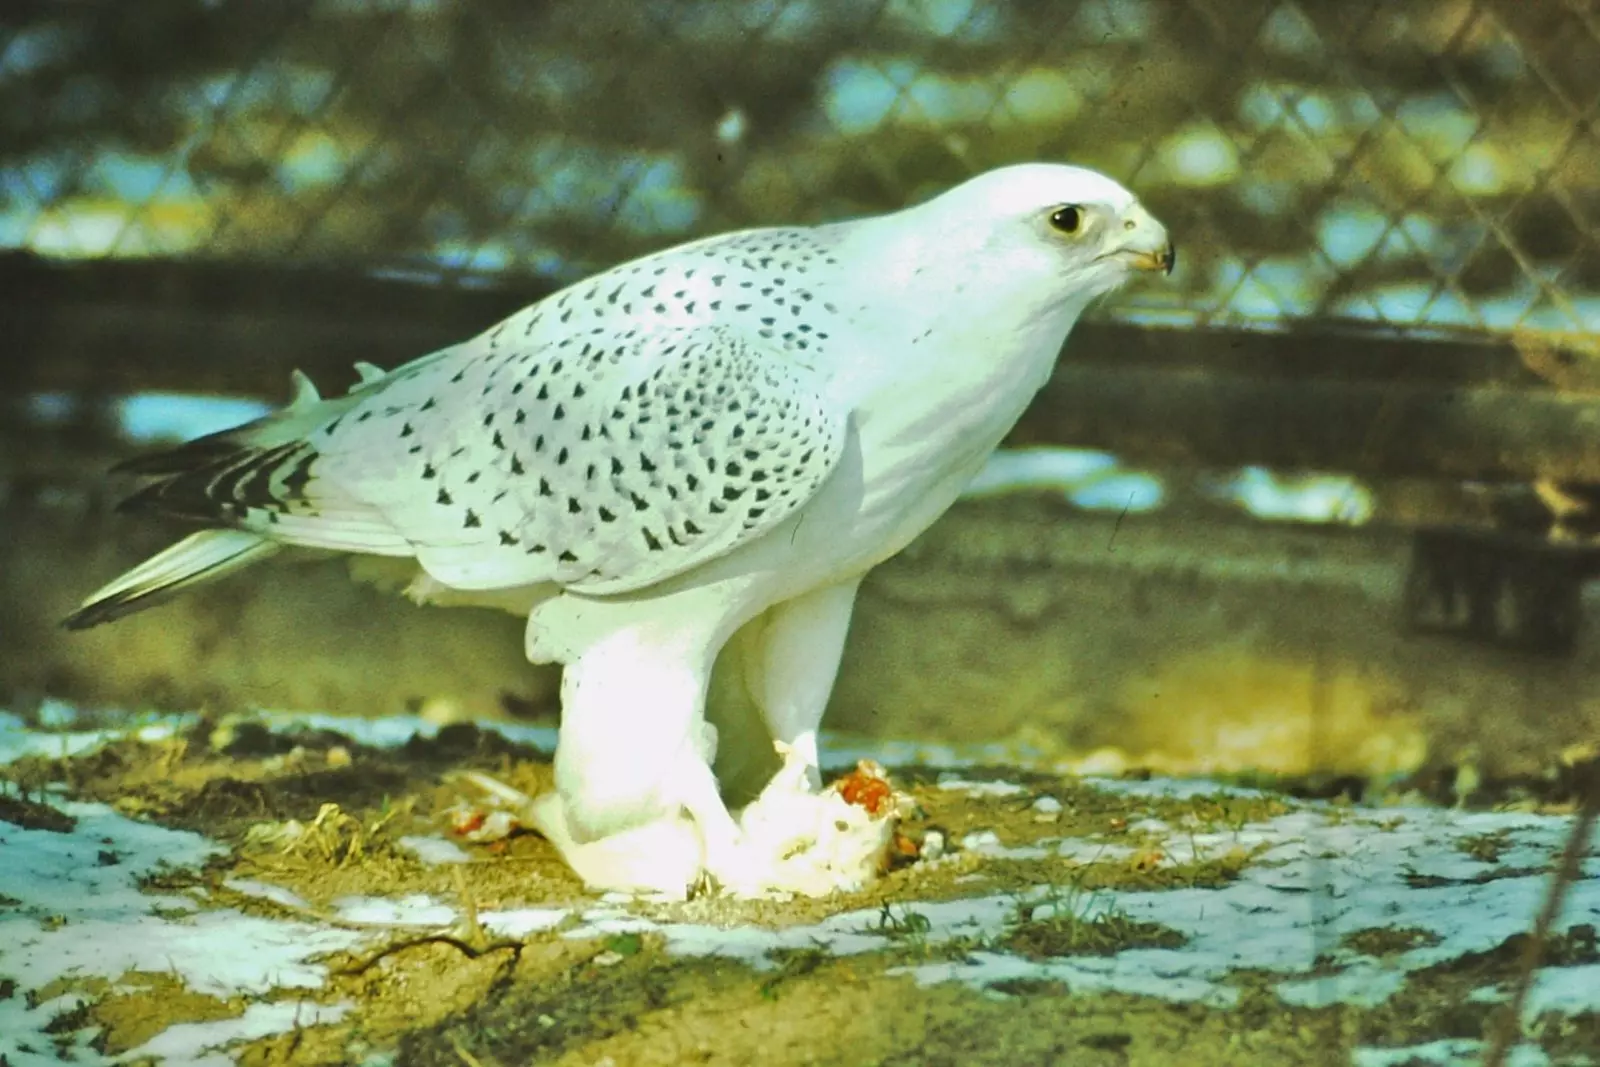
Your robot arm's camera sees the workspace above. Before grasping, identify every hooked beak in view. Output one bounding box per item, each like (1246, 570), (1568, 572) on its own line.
(1105, 204), (1175, 275)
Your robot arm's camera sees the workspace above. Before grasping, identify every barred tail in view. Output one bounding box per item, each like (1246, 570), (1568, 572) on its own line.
(62, 529), (281, 630)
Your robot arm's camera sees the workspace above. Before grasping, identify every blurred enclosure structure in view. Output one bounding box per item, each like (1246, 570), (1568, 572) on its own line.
(3, 0), (1600, 791)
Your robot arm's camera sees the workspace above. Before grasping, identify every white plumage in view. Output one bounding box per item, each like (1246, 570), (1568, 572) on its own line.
(68, 162), (1173, 897)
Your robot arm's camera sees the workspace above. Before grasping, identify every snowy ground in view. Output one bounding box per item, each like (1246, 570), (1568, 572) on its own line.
(1, 707), (1596, 1066)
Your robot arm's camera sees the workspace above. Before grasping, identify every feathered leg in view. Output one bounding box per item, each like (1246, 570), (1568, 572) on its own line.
(554, 626), (725, 842)
(740, 577), (864, 788)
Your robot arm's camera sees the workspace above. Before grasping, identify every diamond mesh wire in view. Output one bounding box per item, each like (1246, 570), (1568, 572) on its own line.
(0, 0), (1595, 335)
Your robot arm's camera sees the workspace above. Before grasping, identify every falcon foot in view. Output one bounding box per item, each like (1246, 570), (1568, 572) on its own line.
(452, 745), (914, 900)
(704, 745), (913, 899)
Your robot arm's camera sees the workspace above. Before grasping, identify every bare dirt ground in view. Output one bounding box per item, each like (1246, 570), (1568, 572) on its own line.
(2, 713), (1597, 1067)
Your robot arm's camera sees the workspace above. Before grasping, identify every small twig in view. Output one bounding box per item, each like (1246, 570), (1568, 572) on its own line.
(1106, 492), (1134, 551)
(338, 933), (522, 976)
(1482, 766), (1600, 1067)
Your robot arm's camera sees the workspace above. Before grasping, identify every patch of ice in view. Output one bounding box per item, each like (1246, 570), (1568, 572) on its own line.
(491, 801), (1600, 1024)
(121, 1000), (350, 1064)
(331, 893), (458, 927)
(0, 799), (217, 921)
(1275, 961), (1408, 1008)
(935, 774), (1029, 798)
(0, 800), (362, 1067)
(0, 708), (562, 771)
(7, 711), (1598, 1054)
(891, 807), (1600, 1016)
(398, 834), (473, 865)
(258, 710), (560, 753)
(1526, 963), (1600, 1017)
(1351, 1039), (1552, 1067)
(10, 911), (358, 1000)
(224, 877), (312, 911)
(480, 908), (571, 938)
(562, 909), (662, 942)
(951, 829), (1051, 861)
(1081, 774), (1270, 801)
(0, 710), (188, 765)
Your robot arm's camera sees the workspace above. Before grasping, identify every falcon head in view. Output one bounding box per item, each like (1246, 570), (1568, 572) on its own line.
(915, 162), (1174, 306)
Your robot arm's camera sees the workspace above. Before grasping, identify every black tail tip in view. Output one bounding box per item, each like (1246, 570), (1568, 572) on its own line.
(114, 482), (165, 516)
(60, 597), (133, 631)
(111, 437), (241, 477)
(61, 606), (103, 631)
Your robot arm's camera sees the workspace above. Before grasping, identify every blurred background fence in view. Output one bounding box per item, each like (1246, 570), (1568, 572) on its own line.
(3, 0), (1598, 329)
(3, 0), (1600, 787)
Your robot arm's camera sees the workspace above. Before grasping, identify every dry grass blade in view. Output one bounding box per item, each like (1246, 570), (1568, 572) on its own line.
(1482, 762), (1600, 1067)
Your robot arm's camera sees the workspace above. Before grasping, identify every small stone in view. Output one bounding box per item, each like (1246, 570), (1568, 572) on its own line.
(325, 745), (353, 769)
(593, 950), (625, 967)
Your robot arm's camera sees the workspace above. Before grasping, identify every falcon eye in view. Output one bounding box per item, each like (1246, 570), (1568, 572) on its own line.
(1048, 205), (1083, 235)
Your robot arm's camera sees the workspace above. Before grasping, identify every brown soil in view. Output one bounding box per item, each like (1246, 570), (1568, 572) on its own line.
(4, 717), (1596, 1067)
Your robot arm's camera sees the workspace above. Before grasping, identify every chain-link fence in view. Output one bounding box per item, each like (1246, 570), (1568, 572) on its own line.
(2, 0), (1596, 336)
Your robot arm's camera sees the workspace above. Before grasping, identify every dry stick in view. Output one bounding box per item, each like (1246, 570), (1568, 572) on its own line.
(1482, 767), (1600, 1067)
(454, 862), (485, 948)
(338, 933), (520, 976)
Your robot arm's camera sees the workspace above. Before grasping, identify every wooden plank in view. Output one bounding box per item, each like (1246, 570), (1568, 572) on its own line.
(6, 253), (1600, 482)
(1010, 365), (1600, 482)
(1, 252), (1556, 395)
(0, 253), (528, 398)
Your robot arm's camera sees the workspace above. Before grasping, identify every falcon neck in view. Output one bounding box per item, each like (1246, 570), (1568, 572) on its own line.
(823, 221), (1090, 435)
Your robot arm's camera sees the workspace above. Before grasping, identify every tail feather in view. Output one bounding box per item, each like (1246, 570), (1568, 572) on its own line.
(115, 440), (315, 522)
(111, 437), (246, 477)
(63, 529), (282, 630)
(104, 369), (408, 556)
(68, 367), (418, 631)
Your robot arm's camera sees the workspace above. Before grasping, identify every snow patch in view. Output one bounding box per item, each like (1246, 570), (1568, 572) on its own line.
(332, 893), (458, 927)
(121, 1001), (351, 1065)
(398, 834), (473, 865)
(935, 774), (1029, 797)
(0, 800), (361, 1067)
(1351, 1038), (1553, 1067)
